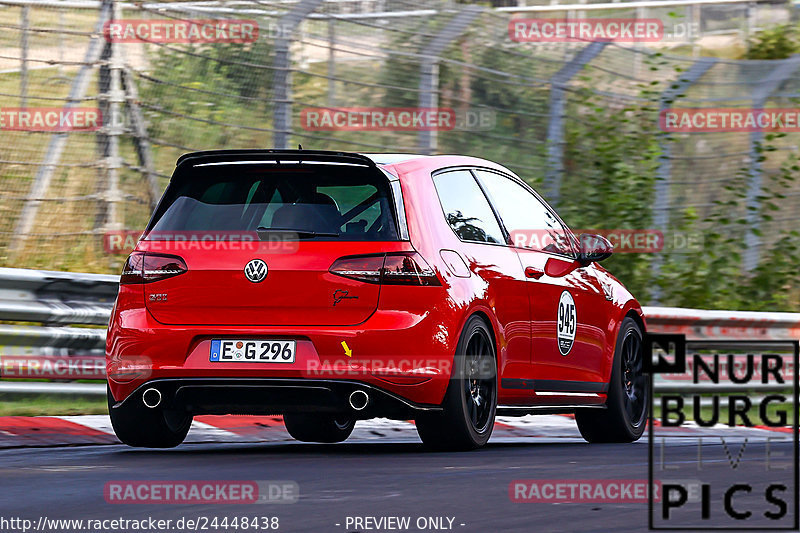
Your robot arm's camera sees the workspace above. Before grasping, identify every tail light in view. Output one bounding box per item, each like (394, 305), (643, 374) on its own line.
(382, 254), (441, 286)
(330, 253), (441, 286)
(120, 252), (188, 284)
(328, 255), (384, 284)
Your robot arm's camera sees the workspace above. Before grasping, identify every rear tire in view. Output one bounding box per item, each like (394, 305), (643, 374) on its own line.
(575, 317), (648, 443)
(107, 386), (192, 448)
(283, 413), (355, 443)
(416, 316), (497, 451)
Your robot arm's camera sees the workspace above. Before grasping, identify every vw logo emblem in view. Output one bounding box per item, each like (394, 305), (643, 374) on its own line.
(244, 259), (268, 283)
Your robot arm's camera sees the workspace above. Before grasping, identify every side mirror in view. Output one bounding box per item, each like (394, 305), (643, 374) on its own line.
(577, 233), (613, 265)
(544, 256), (580, 278)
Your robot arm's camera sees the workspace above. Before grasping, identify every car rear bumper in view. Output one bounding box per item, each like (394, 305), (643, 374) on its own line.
(106, 304), (462, 409)
(110, 377), (443, 419)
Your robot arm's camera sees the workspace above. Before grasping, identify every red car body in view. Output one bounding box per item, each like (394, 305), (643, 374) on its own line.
(106, 150), (645, 446)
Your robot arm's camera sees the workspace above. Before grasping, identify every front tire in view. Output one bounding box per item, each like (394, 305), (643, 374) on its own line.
(416, 316), (497, 451)
(575, 317), (648, 443)
(107, 387), (192, 448)
(283, 413), (355, 443)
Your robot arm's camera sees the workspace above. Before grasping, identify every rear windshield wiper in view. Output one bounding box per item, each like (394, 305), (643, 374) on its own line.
(257, 227), (340, 239)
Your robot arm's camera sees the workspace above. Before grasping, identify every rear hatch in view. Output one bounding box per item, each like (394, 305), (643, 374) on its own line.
(137, 155), (407, 326)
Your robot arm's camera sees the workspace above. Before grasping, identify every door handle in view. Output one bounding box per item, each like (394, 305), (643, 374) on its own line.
(525, 267), (544, 279)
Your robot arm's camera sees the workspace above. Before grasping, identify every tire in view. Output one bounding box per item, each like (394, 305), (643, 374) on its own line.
(283, 413), (355, 443)
(575, 317), (648, 443)
(107, 386), (192, 448)
(416, 316), (497, 451)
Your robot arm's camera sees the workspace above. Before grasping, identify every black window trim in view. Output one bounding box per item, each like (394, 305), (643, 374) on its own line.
(379, 167), (410, 241)
(469, 166), (579, 260)
(468, 169), (511, 245)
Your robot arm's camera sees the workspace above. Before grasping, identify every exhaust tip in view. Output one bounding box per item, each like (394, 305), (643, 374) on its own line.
(349, 390), (369, 411)
(142, 388), (162, 409)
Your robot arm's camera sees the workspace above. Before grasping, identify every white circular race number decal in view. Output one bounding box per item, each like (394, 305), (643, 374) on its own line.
(557, 291), (576, 356)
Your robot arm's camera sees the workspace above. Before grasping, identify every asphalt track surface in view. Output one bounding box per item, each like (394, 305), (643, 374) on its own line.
(0, 433), (796, 533)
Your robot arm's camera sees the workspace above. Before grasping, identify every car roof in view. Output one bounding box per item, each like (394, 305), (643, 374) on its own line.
(370, 154), (521, 180)
(362, 153), (517, 174)
(359, 153), (427, 165)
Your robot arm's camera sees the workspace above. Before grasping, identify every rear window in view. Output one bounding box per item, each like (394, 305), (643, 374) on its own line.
(146, 164), (399, 241)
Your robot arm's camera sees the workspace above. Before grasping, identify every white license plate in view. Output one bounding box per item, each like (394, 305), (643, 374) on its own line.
(210, 339), (296, 363)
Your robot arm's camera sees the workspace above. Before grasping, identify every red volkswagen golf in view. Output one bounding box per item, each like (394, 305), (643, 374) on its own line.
(106, 149), (648, 450)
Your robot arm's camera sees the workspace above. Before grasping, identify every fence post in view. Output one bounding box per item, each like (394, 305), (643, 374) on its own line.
(691, 4), (701, 57)
(58, 8), (65, 79)
(97, 0), (124, 232)
(417, 5), (484, 155)
(649, 57), (717, 303)
(122, 66), (161, 210)
(20, 6), (29, 108)
(743, 55), (800, 271)
(272, 0), (325, 149)
(95, 11), (112, 232)
(328, 17), (336, 107)
(745, 1), (755, 42)
(543, 41), (607, 207)
(634, 6), (644, 78)
(9, 0), (113, 253)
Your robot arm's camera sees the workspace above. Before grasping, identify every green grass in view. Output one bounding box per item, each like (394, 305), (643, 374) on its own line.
(0, 393), (107, 416)
(0, 65), (155, 273)
(0, 7), (97, 49)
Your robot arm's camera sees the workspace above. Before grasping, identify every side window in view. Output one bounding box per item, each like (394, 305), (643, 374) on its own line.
(432, 170), (505, 244)
(474, 170), (575, 257)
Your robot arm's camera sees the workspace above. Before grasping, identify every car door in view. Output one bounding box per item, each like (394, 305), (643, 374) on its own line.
(431, 169), (533, 403)
(473, 169), (609, 388)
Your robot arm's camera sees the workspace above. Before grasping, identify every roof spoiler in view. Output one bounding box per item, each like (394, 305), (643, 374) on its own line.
(175, 149), (377, 170)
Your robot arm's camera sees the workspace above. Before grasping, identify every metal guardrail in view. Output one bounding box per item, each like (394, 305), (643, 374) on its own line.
(0, 268), (798, 396)
(0, 267), (114, 395)
(0, 324), (105, 349)
(643, 306), (798, 396)
(0, 381), (105, 395)
(643, 306), (800, 341)
(0, 267), (115, 336)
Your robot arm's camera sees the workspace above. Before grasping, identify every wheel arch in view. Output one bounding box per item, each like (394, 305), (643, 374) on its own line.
(460, 308), (499, 360)
(470, 310), (497, 349)
(449, 307), (501, 381)
(599, 301), (646, 384)
(625, 309), (646, 335)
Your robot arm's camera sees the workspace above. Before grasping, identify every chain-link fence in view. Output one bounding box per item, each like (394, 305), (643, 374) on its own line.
(0, 0), (798, 307)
